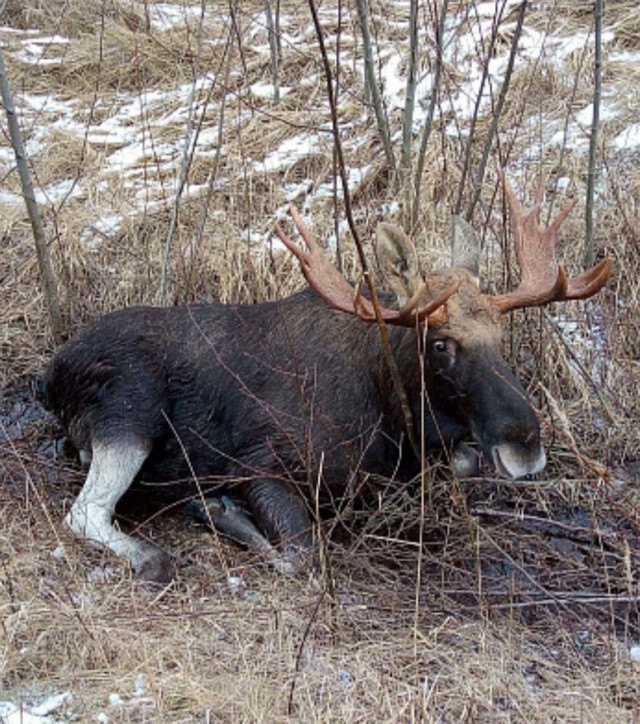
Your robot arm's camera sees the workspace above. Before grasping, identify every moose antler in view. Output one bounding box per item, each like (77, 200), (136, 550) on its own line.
(492, 169), (612, 314)
(275, 206), (460, 327)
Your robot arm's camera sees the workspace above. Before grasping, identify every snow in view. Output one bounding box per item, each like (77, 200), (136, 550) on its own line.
(13, 34), (70, 66)
(51, 544), (66, 560)
(0, 692), (72, 723)
(1, 2), (636, 241)
(250, 81), (293, 100)
(575, 101), (619, 127)
(132, 674), (147, 697)
(258, 133), (327, 173)
(108, 693), (124, 708)
(147, 3), (204, 32)
(80, 215), (123, 249)
(552, 308), (611, 388)
(612, 123), (640, 150)
(30, 693), (72, 717)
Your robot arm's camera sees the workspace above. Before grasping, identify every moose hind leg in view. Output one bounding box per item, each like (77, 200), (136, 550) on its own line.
(65, 438), (173, 583)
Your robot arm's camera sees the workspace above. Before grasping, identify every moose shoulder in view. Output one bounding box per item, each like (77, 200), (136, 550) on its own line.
(40, 175), (612, 582)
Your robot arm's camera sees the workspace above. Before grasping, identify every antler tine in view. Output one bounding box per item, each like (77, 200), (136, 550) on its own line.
(396, 277), (461, 326)
(275, 206), (459, 327)
(492, 169), (611, 314)
(274, 210), (358, 317)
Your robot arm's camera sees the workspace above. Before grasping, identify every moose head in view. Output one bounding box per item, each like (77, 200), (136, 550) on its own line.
(276, 171), (612, 479)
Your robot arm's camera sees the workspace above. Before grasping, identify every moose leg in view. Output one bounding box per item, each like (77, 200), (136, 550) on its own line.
(65, 438), (174, 583)
(245, 479), (315, 571)
(452, 442), (480, 478)
(188, 495), (300, 573)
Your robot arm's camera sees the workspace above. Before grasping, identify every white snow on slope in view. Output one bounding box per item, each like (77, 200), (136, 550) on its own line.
(0, 0), (636, 243)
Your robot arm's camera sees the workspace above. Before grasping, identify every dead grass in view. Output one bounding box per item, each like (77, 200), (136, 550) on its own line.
(4, 0), (145, 36)
(1, 0), (639, 721)
(1, 433), (638, 721)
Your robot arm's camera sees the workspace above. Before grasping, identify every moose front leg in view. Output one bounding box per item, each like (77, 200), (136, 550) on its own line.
(245, 478), (316, 572)
(452, 442), (480, 478)
(191, 481), (315, 573)
(65, 438), (174, 583)
(188, 495), (302, 574)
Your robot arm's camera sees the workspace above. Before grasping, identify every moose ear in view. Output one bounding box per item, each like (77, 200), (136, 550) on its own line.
(451, 215), (480, 277)
(375, 223), (422, 306)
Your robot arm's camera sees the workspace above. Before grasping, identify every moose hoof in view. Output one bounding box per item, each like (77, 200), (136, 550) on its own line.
(274, 543), (316, 575)
(134, 547), (175, 584)
(452, 443), (480, 478)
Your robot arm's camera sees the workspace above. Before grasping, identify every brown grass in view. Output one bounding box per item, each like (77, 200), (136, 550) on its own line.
(1, 1), (639, 721)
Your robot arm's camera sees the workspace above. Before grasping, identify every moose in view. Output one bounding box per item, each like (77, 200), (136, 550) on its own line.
(40, 173), (611, 582)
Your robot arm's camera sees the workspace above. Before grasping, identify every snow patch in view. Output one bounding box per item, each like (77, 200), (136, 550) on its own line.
(258, 133), (326, 173)
(147, 3), (204, 32)
(0, 691), (72, 723)
(250, 82), (293, 100)
(612, 123), (640, 150)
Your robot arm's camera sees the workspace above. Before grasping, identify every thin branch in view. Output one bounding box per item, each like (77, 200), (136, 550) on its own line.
(189, 21), (235, 296)
(464, 0), (528, 221)
(585, 0), (603, 267)
(265, 0), (280, 104)
(413, 0), (449, 228)
(0, 44), (64, 342)
(333, 0), (344, 273)
(453, 0), (507, 216)
(401, 0), (419, 174)
(158, 2), (209, 303)
(354, 0), (397, 175)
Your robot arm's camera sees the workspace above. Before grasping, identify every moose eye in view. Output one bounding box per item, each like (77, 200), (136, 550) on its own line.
(431, 338), (457, 362)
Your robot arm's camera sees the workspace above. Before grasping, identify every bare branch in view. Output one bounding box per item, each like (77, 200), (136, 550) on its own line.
(354, 0), (397, 176)
(413, 0), (449, 227)
(585, 0), (603, 267)
(464, 0), (528, 221)
(0, 44), (64, 342)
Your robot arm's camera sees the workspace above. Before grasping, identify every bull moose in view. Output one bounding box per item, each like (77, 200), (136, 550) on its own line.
(39, 173), (611, 582)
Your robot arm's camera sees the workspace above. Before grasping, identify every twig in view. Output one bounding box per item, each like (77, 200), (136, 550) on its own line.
(189, 22), (235, 295)
(470, 506), (624, 543)
(354, 0), (397, 176)
(545, 11), (590, 224)
(0, 44), (64, 342)
(333, 0), (344, 273)
(542, 308), (616, 421)
(401, 0), (419, 177)
(453, 0), (506, 216)
(413, 0), (449, 228)
(443, 592), (640, 609)
(264, 0), (280, 103)
(287, 590), (327, 716)
(158, 2), (209, 303)
(464, 0), (528, 221)
(585, 0), (603, 267)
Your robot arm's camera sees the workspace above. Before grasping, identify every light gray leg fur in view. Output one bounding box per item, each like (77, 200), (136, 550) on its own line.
(65, 439), (173, 583)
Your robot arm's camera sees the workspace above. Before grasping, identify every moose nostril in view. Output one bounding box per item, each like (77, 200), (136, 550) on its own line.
(499, 425), (540, 449)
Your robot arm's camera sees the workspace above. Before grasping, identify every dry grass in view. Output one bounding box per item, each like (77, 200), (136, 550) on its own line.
(1, 433), (639, 721)
(1, 0), (639, 721)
